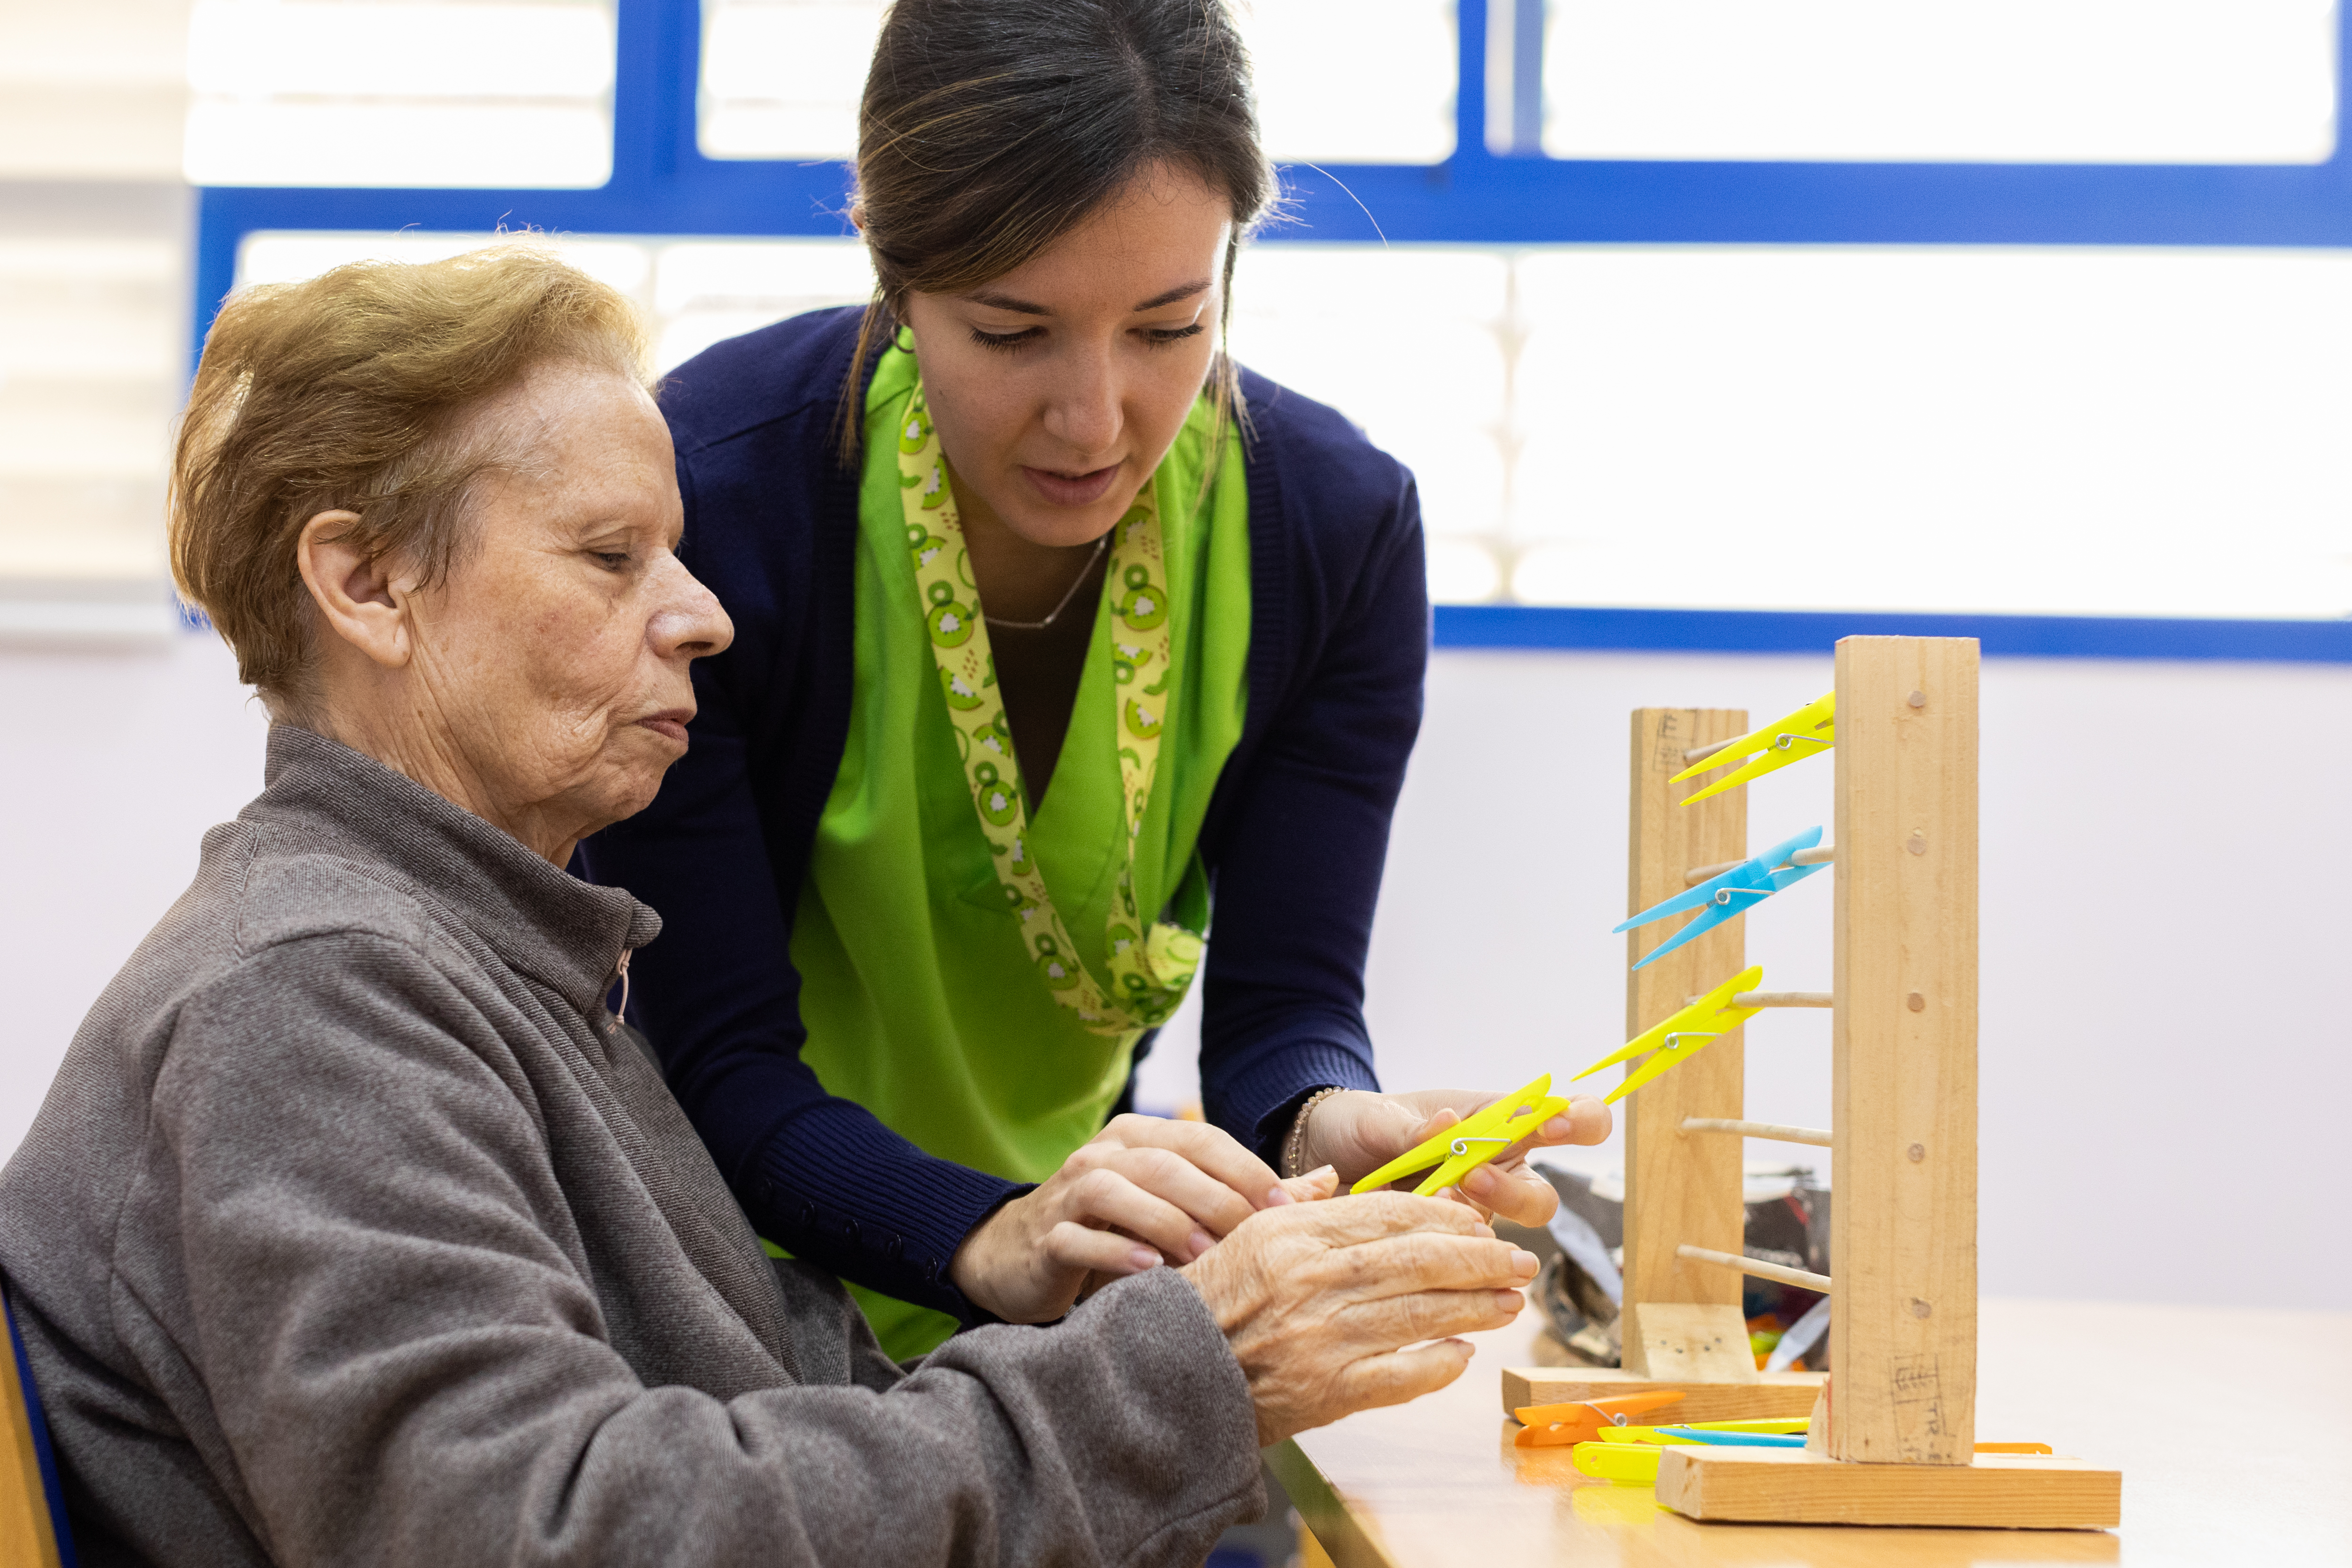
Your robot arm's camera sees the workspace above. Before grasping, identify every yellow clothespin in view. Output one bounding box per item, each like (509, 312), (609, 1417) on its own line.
(1672, 692), (1835, 805)
(1594, 1426), (1702, 1446)
(1571, 1441), (1665, 1486)
(1570, 966), (1764, 1104)
(1348, 1074), (1572, 1197)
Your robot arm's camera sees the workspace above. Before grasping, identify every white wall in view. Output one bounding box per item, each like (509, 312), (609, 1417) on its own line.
(6, 636), (2346, 1312)
(0, 634), (270, 1165)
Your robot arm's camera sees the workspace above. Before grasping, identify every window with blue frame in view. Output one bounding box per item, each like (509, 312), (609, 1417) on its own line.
(191, 0), (2352, 658)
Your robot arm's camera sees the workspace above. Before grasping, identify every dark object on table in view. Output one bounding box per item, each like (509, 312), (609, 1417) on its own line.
(1500, 1164), (1832, 1371)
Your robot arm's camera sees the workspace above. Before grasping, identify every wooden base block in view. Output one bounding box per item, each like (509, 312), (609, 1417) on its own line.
(1656, 1446), (2122, 1530)
(1501, 1366), (1824, 1423)
(1622, 1301), (1758, 1382)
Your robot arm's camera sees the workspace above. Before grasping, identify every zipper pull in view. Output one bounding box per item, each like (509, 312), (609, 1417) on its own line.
(609, 949), (632, 1034)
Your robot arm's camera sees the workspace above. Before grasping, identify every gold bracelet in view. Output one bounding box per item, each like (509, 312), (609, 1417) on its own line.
(1281, 1086), (1346, 1180)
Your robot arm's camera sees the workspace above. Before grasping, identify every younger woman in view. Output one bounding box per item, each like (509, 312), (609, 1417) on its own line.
(587, 0), (1607, 1357)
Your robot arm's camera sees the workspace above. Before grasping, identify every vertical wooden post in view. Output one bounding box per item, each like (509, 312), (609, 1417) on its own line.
(1829, 637), (1980, 1464)
(1623, 708), (1749, 1318)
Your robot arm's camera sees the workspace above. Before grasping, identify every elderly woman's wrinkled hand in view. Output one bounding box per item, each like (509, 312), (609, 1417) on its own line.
(1179, 1188), (1539, 1447)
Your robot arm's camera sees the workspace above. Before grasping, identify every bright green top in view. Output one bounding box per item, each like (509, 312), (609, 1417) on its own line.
(787, 342), (1251, 1357)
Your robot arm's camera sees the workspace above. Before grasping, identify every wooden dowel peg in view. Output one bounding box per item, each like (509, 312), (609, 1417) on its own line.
(1682, 991), (1833, 1009)
(1681, 1118), (1833, 1148)
(1683, 846), (1835, 885)
(1682, 735), (1737, 767)
(1676, 1243), (1833, 1294)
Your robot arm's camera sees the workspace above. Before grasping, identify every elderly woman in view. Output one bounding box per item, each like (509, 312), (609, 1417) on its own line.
(0, 250), (1538, 1567)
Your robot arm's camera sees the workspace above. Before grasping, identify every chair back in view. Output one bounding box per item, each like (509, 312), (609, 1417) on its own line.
(1, 1284), (75, 1568)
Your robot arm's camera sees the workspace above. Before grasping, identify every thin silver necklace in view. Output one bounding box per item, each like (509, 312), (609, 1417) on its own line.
(984, 533), (1110, 632)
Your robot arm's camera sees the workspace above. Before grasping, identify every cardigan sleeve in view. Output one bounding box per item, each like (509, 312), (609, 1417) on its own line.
(1194, 424), (1428, 1164)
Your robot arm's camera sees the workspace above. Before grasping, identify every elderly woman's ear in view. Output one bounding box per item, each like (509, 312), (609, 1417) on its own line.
(295, 509), (419, 671)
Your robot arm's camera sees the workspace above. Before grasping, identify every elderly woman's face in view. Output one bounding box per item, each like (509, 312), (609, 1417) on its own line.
(375, 364), (730, 855)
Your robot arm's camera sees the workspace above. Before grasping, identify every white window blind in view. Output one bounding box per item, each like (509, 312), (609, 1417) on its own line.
(0, 0), (191, 180)
(0, 0), (192, 600)
(0, 240), (184, 586)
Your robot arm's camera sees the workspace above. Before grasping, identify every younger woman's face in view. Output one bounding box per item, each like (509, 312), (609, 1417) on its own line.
(899, 164), (1234, 547)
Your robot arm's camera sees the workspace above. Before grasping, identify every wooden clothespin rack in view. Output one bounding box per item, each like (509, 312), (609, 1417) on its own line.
(1504, 636), (2122, 1528)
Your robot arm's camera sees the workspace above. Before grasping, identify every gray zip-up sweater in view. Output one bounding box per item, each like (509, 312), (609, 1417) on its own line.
(0, 727), (1261, 1567)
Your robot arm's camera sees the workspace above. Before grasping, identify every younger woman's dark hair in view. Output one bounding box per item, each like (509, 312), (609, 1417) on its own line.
(841, 0), (1274, 459)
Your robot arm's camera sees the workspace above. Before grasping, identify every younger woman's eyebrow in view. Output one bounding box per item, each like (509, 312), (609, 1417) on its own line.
(965, 289), (1051, 316)
(1133, 280), (1211, 311)
(961, 279), (1212, 316)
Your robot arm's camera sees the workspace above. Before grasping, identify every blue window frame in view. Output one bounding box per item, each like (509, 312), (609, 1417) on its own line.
(192, 0), (2352, 663)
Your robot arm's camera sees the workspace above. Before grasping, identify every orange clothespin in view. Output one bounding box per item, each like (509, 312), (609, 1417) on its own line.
(1511, 1389), (1685, 1448)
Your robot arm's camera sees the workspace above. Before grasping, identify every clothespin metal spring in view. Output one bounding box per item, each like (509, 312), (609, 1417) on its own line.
(1447, 1135), (1512, 1157)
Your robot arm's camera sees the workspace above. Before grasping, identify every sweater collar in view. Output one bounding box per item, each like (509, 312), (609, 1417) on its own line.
(253, 726), (661, 1016)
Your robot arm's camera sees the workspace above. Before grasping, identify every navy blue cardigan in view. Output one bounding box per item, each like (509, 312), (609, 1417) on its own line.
(584, 306), (1426, 1321)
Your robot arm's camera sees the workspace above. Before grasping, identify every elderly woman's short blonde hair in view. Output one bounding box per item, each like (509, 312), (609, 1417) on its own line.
(171, 246), (651, 716)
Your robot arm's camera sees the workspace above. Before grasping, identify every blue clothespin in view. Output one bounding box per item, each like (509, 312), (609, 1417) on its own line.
(1617, 826), (1828, 972)
(1655, 1427), (1810, 1448)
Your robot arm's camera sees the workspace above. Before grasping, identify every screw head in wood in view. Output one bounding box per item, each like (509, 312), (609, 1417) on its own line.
(1907, 992), (1926, 1011)
(1906, 832), (1927, 855)
(1910, 1298), (1933, 1318)
(1907, 1143), (1926, 1162)
(1907, 689), (1927, 708)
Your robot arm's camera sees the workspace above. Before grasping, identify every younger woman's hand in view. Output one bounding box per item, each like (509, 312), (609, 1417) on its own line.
(1300, 1089), (1612, 1229)
(947, 1114), (1305, 1325)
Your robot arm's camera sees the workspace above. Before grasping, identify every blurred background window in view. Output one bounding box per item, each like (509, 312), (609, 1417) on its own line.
(9, 0), (2352, 627)
(226, 230), (2352, 622)
(1504, 247), (2352, 617)
(697, 0), (1460, 164)
(1239, 0), (1458, 165)
(185, 0), (617, 187)
(235, 230), (876, 374)
(1540, 0), (2337, 165)
(1222, 246), (1510, 605)
(1221, 240), (2352, 619)
(698, 0), (881, 160)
